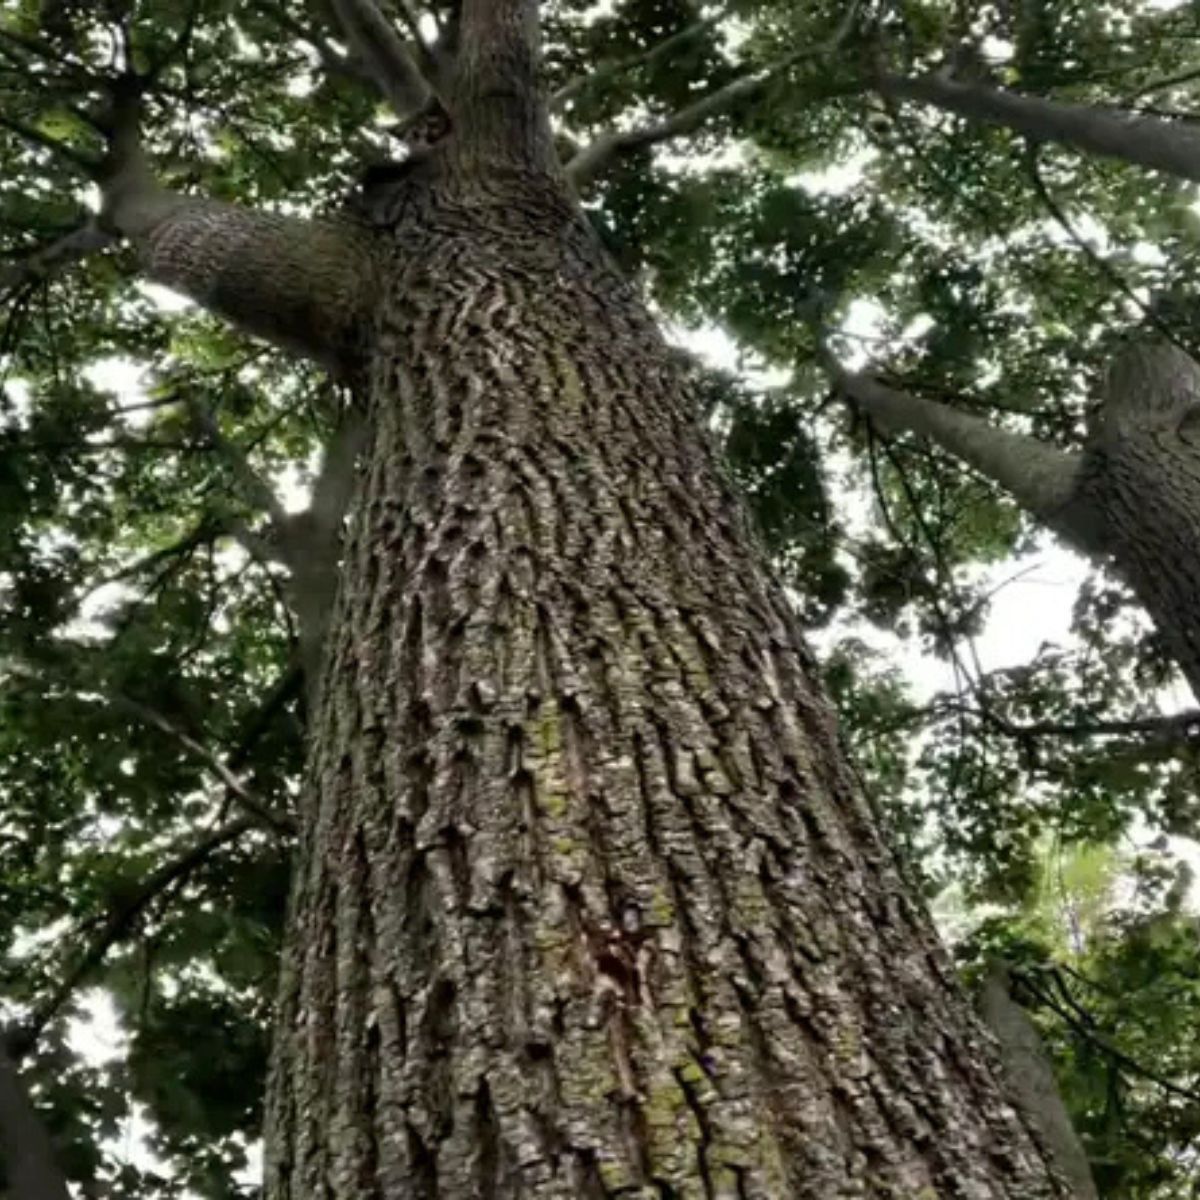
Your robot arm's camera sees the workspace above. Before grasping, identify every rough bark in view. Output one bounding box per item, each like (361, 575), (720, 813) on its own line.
(261, 162), (1066, 1195)
(1088, 342), (1200, 699)
(879, 71), (1200, 183)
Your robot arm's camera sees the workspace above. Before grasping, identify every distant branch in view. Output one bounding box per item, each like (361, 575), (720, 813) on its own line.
(829, 360), (1110, 557)
(0, 111), (99, 173)
(878, 70), (1200, 183)
(566, 2), (863, 186)
(1019, 970), (1200, 1104)
(329, 0), (431, 117)
(114, 695), (295, 835)
(965, 704), (1200, 746)
(187, 399), (288, 529)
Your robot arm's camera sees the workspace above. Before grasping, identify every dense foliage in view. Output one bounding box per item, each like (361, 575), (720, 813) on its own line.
(0, 0), (1198, 1194)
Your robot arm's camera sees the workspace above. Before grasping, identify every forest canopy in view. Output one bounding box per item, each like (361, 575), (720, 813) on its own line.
(0, 0), (1199, 1195)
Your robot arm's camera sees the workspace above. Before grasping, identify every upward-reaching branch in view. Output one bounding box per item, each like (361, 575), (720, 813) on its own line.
(95, 78), (380, 376)
(328, 0), (431, 117)
(453, 0), (554, 171)
(832, 365), (1110, 555)
(878, 70), (1200, 183)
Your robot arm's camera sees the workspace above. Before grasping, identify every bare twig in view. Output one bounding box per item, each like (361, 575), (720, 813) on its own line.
(551, 8), (725, 112)
(0, 220), (114, 301)
(566, 0), (863, 186)
(114, 695), (295, 834)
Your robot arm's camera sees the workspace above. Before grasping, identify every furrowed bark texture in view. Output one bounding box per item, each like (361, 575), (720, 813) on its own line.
(1088, 342), (1200, 700)
(262, 165), (1065, 1196)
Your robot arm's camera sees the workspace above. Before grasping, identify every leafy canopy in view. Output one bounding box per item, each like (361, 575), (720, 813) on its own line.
(0, 0), (1198, 1195)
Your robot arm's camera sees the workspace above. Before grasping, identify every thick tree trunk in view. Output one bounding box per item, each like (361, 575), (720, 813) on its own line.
(261, 173), (1065, 1197)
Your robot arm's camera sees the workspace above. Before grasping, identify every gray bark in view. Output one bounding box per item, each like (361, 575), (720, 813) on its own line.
(978, 966), (1097, 1200)
(879, 71), (1200, 182)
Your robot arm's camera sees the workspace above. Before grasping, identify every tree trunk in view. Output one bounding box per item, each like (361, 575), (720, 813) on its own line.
(1089, 342), (1200, 699)
(261, 170), (1065, 1197)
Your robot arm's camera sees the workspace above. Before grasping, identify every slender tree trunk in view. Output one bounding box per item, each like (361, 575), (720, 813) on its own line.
(261, 168), (1065, 1196)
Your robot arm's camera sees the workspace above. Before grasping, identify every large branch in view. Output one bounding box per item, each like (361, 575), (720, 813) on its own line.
(328, 0), (431, 117)
(833, 367), (1110, 555)
(878, 70), (1200, 183)
(6, 816), (256, 1062)
(0, 1040), (72, 1200)
(453, 0), (554, 170)
(97, 84), (379, 376)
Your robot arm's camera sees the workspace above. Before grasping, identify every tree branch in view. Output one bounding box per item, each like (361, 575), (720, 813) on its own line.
(978, 964), (1098, 1199)
(565, 2), (863, 187)
(96, 79), (380, 376)
(113, 695), (295, 835)
(328, 0), (431, 117)
(878, 70), (1200, 183)
(0, 1039), (72, 1199)
(0, 111), (99, 173)
(831, 364), (1110, 556)
(551, 9), (724, 112)
(0, 219), (114, 300)
(5, 816), (257, 1062)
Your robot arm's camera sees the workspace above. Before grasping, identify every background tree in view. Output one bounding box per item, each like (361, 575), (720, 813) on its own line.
(0, 0), (1197, 1195)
